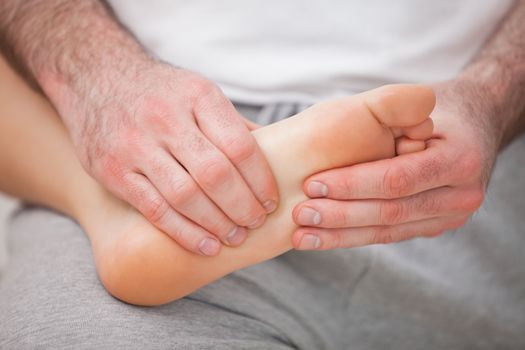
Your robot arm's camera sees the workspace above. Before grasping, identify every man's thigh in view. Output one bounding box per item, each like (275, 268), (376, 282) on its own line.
(0, 207), (354, 349)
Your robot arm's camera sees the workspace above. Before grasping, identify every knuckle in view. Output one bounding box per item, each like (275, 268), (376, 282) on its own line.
(371, 227), (396, 245)
(144, 111), (175, 134)
(338, 174), (355, 197)
(237, 207), (263, 227)
(99, 156), (122, 178)
(142, 196), (170, 225)
(98, 156), (127, 187)
(207, 221), (230, 238)
(168, 179), (199, 207)
(110, 134), (149, 167)
(196, 158), (231, 190)
(333, 207), (350, 227)
(189, 76), (218, 98)
(379, 202), (406, 225)
(323, 172), (352, 198)
(169, 226), (192, 246)
(161, 220), (189, 243)
(181, 131), (212, 154)
(165, 224), (201, 250)
(224, 135), (257, 164)
(120, 128), (145, 153)
(136, 96), (169, 119)
(382, 164), (412, 198)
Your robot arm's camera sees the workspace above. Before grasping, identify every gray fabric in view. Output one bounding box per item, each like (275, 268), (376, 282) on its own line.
(0, 103), (524, 349)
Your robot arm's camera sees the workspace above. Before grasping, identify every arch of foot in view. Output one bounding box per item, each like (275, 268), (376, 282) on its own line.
(89, 84), (436, 306)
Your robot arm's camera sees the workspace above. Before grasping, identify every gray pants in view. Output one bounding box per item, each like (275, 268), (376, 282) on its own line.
(1, 104), (524, 349)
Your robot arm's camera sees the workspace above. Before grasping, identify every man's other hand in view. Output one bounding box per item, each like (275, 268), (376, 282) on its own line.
(55, 62), (278, 256)
(291, 81), (498, 250)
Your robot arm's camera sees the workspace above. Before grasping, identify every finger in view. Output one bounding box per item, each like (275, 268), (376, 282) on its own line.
(292, 215), (469, 250)
(193, 90), (279, 213)
(293, 186), (483, 228)
(116, 172), (222, 256)
(141, 151), (248, 247)
(305, 143), (455, 200)
(170, 125), (267, 228)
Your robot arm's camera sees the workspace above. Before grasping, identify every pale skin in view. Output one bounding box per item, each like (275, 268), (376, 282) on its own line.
(0, 56), (435, 305)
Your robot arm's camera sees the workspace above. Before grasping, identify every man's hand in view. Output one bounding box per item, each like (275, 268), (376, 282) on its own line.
(0, 1), (278, 256)
(291, 0), (525, 250)
(291, 81), (494, 249)
(62, 62), (278, 256)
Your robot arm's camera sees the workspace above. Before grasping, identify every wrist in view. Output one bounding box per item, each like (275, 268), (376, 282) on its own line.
(456, 55), (525, 148)
(442, 58), (524, 150)
(38, 21), (151, 106)
(434, 74), (504, 154)
(40, 47), (154, 120)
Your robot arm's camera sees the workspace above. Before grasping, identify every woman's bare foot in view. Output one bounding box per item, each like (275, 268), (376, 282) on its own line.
(78, 84), (435, 305)
(1, 58), (434, 305)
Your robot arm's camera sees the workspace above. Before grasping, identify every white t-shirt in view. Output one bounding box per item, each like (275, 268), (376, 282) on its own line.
(108, 0), (514, 104)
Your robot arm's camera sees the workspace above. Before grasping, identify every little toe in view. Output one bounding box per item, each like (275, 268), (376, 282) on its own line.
(395, 137), (426, 155)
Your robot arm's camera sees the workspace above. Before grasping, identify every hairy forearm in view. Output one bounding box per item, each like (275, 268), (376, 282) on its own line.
(456, 0), (525, 148)
(0, 0), (149, 96)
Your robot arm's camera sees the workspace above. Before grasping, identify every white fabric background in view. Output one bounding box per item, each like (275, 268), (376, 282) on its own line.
(109, 0), (513, 104)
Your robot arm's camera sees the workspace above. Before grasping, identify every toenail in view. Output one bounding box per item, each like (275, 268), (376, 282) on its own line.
(226, 226), (247, 246)
(247, 215), (266, 229)
(298, 233), (321, 250)
(308, 181), (328, 197)
(199, 237), (221, 256)
(263, 200), (277, 213)
(297, 207), (321, 226)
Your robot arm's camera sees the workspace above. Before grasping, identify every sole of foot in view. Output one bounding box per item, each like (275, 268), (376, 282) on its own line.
(87, 84), (435, 305)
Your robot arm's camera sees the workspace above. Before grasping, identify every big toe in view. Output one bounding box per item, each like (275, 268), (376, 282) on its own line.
(364, 84), (436, 128)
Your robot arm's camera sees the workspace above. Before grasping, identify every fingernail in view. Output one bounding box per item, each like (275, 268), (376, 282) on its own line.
(308, 181), (328, 197)
(297, 207), (321, 226)
(199, 237), (220, 256)
(298, 233), (321, 250)
(226, 226), (247, 246)
(247, 215), (266, 229)
(263, 200), (277, 214)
